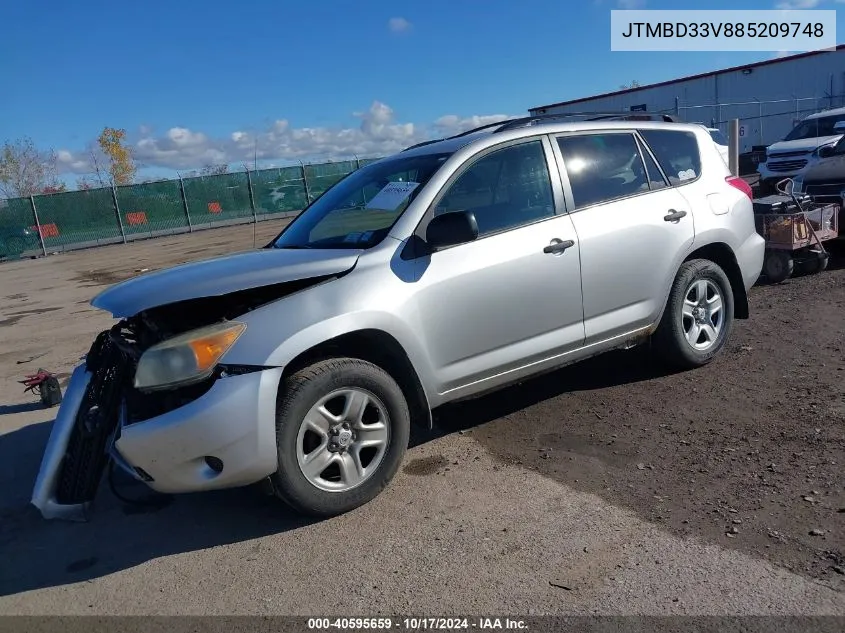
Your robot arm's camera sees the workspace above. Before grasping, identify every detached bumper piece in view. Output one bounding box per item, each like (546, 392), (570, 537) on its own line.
(31, 327), (133, 521)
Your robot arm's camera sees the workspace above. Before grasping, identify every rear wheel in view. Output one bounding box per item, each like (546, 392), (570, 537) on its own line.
(652, 259), (734, 370)
(271, 358), (410, 517)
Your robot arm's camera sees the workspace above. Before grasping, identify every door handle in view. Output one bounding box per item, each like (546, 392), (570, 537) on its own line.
(664, 209), (687, 222)
(543, 239), (575, 255)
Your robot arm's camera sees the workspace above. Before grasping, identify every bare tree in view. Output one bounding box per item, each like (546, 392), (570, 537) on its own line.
(619, 80), (641, 90)
(76, 176), (98, 191)
(200, 163), (229, 176)
(0, 137), (62, 198)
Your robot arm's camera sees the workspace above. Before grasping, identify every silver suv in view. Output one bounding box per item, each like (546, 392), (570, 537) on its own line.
(33, 117), (765, 520)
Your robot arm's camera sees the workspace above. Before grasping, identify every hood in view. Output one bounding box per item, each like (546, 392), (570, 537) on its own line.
(803, 154), (845, 183)
(767, 135), (841, 155)
(91, 247), (362, 317)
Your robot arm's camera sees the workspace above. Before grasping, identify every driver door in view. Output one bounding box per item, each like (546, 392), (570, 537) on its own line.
(410, 136), (585, 399)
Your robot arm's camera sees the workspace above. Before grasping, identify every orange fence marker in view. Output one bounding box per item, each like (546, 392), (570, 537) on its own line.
(126, 212), (148, 226)
(30, 223), (60, 238)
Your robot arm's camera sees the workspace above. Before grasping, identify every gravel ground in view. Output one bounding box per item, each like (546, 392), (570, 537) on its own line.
(0, 220), (843, 615)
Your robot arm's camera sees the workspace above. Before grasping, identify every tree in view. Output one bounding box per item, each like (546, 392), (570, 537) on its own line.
(76, 176), (97, 191)
(41, 183), (67, 194)
(200, 163), (229, 176)
(619, 80), (641, 90)
(0, 137), (62, 198)
(97, 127), (136, 185)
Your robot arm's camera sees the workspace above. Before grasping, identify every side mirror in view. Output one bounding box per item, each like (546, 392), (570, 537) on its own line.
(818, 145), (836, 159)
(425, 210), (479, 249)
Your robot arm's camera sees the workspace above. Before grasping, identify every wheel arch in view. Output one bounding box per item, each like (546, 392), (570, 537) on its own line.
(280, 329), (433, 430)
(682, 242), (749, 319)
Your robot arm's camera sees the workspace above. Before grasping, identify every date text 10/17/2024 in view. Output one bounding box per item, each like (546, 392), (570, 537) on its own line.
(307, 618), (528, 630)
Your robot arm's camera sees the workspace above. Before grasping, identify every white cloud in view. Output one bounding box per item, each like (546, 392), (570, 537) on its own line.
(774, 0), (820, 8)
(388, 17), (412, 33)
(775, 0), (845, 8)
(617, 0), (646, 8)
(433, 114), (513, 134)
(54, 102), (520, 175)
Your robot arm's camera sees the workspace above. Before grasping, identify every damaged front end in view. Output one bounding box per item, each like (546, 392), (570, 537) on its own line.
(31, 321), (145, 521)
(31, 275), (335, 521)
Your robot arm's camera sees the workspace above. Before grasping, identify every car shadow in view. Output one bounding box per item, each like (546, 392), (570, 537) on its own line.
(0, 401), (47, 415)
(417, 345), (677, 443)
(0, 420), (315, 598)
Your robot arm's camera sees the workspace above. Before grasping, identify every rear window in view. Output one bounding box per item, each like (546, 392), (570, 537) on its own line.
(638, 130), (702, 186)
(709, 129), (728, 146)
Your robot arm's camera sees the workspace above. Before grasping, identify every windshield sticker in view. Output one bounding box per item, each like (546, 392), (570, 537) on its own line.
(359, 231), (374, 242)
(677, 169), (697, 181)
(343, 232), (363, 243)
(365, 181), (420, 211)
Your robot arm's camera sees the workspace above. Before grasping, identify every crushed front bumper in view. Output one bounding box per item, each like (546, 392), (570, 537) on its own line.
(31, 324), (283, 521)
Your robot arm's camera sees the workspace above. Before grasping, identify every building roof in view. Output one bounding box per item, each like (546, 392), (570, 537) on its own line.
(529, 45), (845, 113)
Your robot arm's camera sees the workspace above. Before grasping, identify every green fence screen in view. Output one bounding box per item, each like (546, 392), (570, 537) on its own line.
(0, 156), (384, 261)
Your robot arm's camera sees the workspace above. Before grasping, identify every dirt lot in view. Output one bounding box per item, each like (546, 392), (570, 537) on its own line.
(0, 219), (843, 615)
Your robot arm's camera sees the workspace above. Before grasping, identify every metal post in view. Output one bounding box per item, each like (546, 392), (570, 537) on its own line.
(178, 174), (193, 233)
(111, 184), (126, 244)
(729, 118), (740, 177)
(674, 97), (679, 117)
(245, 167), (257, 220)
(355, 154), (361, 170)
(245, 168), (257, 249)
(300, 161), (312, 204)
(756, 97), (763, 145)
(30, 195), (47, 257)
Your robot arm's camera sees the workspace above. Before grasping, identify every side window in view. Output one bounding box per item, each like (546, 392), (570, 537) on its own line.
(557, 133), (650, 209)
(638, 129), (702, 186)
(636, 137), (668, 191)
(434, 140), (555, 236)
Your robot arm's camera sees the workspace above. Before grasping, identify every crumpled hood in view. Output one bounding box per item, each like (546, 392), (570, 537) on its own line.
(91, 247), (362, 317)
(767, 135), (841, 156)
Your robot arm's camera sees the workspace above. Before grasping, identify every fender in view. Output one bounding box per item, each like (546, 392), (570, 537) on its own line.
(221, 279), (441, 411)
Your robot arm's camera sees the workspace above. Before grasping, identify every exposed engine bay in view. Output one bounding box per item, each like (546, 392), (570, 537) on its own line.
(32, 275), (336, 520)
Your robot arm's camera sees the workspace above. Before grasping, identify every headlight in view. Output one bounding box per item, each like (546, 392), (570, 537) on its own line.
(134, 320), (246, 391)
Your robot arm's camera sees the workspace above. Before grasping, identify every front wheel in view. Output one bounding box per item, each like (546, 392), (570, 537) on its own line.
(271, 358), (410, 517)
(652, 259), (735, 370)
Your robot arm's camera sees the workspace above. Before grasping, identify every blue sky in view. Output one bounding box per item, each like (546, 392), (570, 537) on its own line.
(1, 0), (843, 183)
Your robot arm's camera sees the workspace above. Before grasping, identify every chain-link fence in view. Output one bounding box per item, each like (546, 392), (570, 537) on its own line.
(0, 157), (382, 261)
(677, 95), (845, 153)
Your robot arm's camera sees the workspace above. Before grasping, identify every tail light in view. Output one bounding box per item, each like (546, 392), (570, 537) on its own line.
(726, 175), (753, 201)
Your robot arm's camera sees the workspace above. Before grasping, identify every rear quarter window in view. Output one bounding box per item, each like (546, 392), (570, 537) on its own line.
(638, 129), (702, 186)
(709, 129), (729, 146)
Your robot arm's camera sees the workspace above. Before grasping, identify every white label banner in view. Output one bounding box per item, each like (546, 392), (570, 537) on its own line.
(611, 10), (836, 52)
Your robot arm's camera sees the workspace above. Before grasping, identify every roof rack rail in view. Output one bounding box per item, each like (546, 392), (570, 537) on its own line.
(446, 118), (525, 139)
(494, 111), (682, 133)
(400, 112), (683, 152)
(401, 139), (444, 152)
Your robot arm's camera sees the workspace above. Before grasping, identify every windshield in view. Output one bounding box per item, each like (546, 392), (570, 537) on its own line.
(783, 113), (845, 141)
(273, 152), (452, 249)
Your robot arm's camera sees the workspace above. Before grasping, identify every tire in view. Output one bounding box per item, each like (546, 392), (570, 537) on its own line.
(802, 253), (829, 274)
(652, 259), (735, 370)
(763, 250), (793, 283)
(271, 358), (410, 517)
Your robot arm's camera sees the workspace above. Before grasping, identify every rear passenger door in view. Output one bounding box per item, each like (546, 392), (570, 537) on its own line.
(550, 129), (696, 344)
